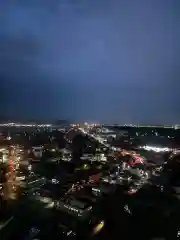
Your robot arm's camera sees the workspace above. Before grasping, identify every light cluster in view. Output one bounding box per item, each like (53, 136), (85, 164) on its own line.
(0, 123), (52, 127)
(141, 145), (171, 152)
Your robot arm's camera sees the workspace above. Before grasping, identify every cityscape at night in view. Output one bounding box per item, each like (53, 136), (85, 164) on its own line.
(1, 0), (180, 239)
(0, 121), (180, 239)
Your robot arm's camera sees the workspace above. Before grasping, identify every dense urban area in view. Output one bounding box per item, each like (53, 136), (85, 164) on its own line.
(1, 121), (180, 240)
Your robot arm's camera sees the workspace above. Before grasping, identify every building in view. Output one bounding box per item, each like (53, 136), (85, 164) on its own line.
(60, 148), (72, 162)
(32, 146), (43, 158)
(55, 186), (105, 237)
(91, 182), (116, 196)
(93, 153), (107, 162)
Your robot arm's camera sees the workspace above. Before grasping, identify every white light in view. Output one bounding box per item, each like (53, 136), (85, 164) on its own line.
(28, 165), (32, 171)
(67, 230), (72, 236)
(141, 145), (170, 152)
(124, 205), (131, 214)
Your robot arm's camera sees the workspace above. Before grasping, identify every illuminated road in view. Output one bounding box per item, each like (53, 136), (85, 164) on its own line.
(78, 127), (118, 151)
(78, 127), (145, 165)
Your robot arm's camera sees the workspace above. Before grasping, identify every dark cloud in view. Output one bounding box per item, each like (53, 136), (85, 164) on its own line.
(0, 0), (179, 123)
(0, 35), (39, 80)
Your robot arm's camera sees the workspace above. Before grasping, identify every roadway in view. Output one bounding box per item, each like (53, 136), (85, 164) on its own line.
(78, 127), (118, 151)
(78, 127), (145, 165)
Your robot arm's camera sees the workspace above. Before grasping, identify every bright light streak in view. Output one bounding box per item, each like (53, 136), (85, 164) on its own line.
(45, 202), (54, 208)
(93, 221), (105, 234)
(140, 145), (171, 152)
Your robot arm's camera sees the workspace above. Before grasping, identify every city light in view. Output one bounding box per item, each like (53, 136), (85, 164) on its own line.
(93, 221), (105, 234)
(0, 120), (179, 239)
(0, 123), (52, 127)
(141, 145), (171, 152)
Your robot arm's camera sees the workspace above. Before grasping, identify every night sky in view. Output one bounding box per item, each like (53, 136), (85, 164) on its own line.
(0, 0), (179, 124)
